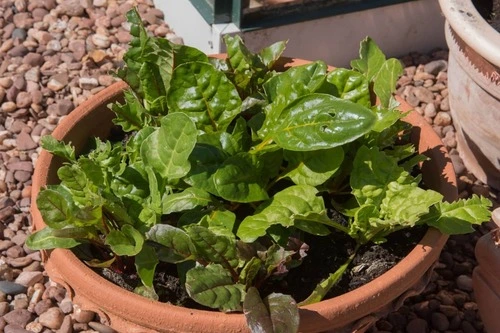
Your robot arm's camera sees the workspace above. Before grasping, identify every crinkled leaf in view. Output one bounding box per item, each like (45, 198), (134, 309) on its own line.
(141, 113), (197, 180)
(268, 94), (375, 151)
(162, 187), (213, 214)
(351, 146), (413, 207)
(36, 189), (73, 229)
(40, 135), (75, 161)
(105, 224), (144, 256)
(326, 68), (370, 107)
(424, 195), (492, 234)
(57, 165), (94, 206)
(378, 182), (443, 226)
(135, 244), (159, 288)
(350, 37), (386, 81)
(186, 225), (239, 270)
(214, 152), (268, 203)
(237, 185), (325, 242)
(264, 244), (295, 277)
(126, 127), (155, 163)
(167, 61), (241, 132)
(78, 158), (104, 187)
(283, 147), (344, 186)
(185, 264), (245, 312)
(110, 89), (148, 132)
(373, 58), (404, 108)
(26, 227), (81, 250)
(224, 35), (266, 93)
(146, 224), (197, 262)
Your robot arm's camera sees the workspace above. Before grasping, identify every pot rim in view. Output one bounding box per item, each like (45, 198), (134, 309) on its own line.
(438, 0), (500, 66)
(31, 80), (452, 332)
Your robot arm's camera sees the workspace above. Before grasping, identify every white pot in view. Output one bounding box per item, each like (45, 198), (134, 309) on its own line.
(438, 0), (500, 189)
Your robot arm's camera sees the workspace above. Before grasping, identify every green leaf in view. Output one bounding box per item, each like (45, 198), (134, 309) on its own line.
(220, 117), (251, 156)
(243, 287), (274, 333)
(283, 147), (344, 186)
(373, 58), (404, 108)
(105, 224), (144, 256)
(378, 182), (443, 226)
(239, 257), (262, 287)
(162, 188), (213, 214)
(299, 256), (352, 306)
(36, 189), (73, 229)
(244, 287), (299, 333)
(264, 293), (299, 333)
(172, 43), (209, 66)
(141, 113), (197, 180)
(167, 61), (242, 132)
(110, 89), (148, 132)
(326, 68), (370, 107)
(135, 244), (159, 288)
(258, 40), (287, 69)
(185, 143), (226, 195)
(237, 185), (325, 242)
(40, 135), (75, 161)
(139, 62), (167, 104)
(264, 61), (327, 104)
(185, 264), (245, 312)
(350, 37), (386, 80)
(25, 227), (81, 250)
(57, 165), (93, 206)
(268, 94), (376, 151)
(224, 35), (266, 93)
(264, 244), (295, 277)
(134, 285), (159, 301)
(425, 195), (492, 234)
(214, 152), (269, 203)
(203, 209), (236, 232)
(351, 146), (413, 207)
(261, 61), (327, 137)
(146, 224), (197, 262)
(186, 225), (239, 270)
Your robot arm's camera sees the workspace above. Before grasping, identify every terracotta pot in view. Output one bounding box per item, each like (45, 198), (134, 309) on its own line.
(31, 62), (455, 332)
(438, 0), (500, 189)
(472, 229), (500, 331)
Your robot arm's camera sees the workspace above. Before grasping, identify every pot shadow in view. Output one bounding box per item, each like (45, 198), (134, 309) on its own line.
(461, 129), (500, 189)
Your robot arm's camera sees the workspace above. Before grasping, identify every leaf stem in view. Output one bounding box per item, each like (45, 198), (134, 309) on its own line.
(252, 137), (273, 153)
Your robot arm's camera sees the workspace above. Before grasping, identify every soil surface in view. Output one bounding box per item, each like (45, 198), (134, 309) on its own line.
(97, 226), (426, 308)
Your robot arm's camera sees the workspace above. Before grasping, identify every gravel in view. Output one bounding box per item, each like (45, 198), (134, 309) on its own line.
(0, 1), (498, 332)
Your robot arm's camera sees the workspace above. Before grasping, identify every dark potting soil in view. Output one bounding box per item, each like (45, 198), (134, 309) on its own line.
(473, 0), (500, 32)
(93, 226), (427, 310)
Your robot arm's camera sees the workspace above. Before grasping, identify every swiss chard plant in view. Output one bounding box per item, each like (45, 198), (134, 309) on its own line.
(27, 8), (492, 333)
